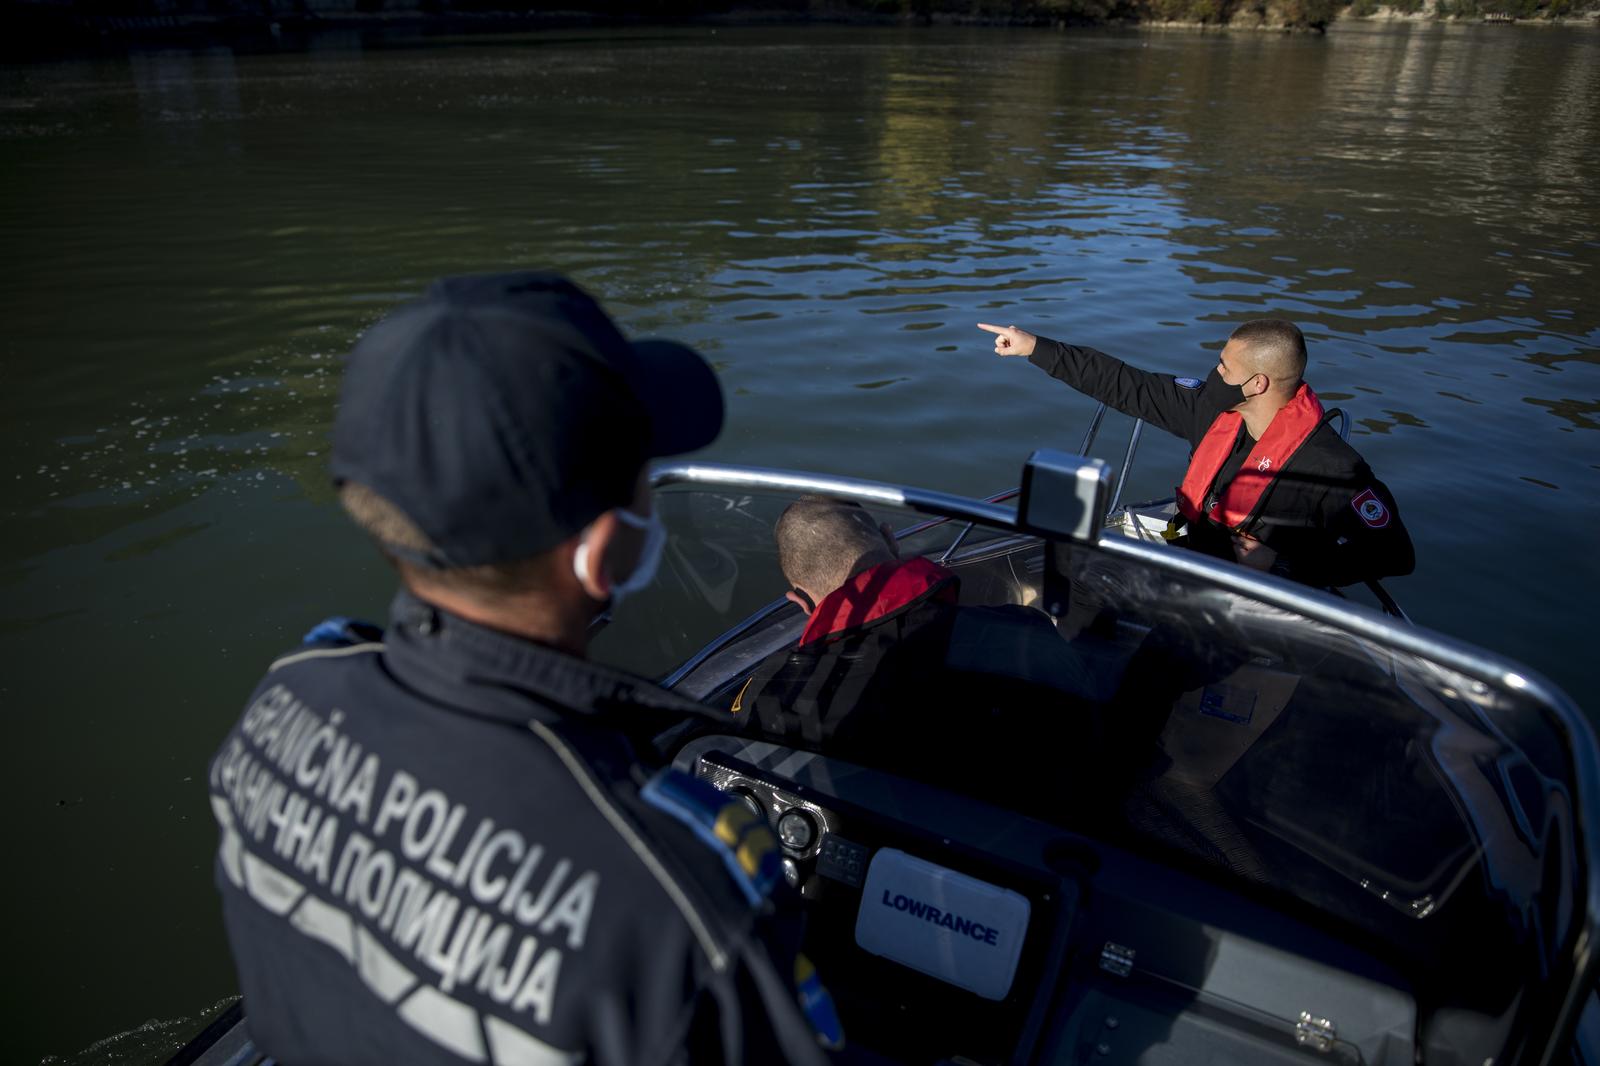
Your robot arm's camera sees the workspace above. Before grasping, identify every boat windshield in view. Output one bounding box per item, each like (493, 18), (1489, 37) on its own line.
(591, 481), (1592, 993)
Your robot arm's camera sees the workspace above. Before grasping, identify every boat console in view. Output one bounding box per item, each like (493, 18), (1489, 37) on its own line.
(674, 733), (1420, 1064)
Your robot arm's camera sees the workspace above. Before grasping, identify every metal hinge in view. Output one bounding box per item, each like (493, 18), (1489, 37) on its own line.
(1295, 1011), (1337, 1053)
(1099, 942), (1135, 977)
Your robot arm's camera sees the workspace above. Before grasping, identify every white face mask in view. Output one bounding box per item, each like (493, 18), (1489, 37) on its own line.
(573, 506), (667, 608)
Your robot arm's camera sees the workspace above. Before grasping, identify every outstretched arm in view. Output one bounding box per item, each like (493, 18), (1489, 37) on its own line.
(977, 324), (1209, 442)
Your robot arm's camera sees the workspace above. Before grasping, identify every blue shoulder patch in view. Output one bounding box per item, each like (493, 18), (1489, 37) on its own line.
(640, 770), (780, 907)
(301, 616), (383, 648)
(1176, 376), (1203, 390)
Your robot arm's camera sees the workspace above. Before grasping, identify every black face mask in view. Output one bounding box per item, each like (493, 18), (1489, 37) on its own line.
(1201, 367), (1250, 409)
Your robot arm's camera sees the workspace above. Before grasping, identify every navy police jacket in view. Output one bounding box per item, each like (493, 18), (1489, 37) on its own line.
(1028, 338), (1415, 588)
(207, 590), (837, 1066)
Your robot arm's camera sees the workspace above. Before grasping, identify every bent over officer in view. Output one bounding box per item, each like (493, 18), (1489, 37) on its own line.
(733, 496), (1110, 810)
(978, 319), (1414, 588)
(207, 273), (839, 1066)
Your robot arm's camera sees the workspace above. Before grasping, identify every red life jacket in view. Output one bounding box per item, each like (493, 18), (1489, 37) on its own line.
(1177, 384), (1325, 531)
(799, 557), (958, 647)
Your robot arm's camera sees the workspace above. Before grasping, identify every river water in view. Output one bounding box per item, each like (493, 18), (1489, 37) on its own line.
(4, 21), (1597, 1063)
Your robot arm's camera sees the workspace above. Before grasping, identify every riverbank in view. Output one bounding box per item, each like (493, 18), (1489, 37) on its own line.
(1339, 1), (1598, 22)
(0, 0), (1572, 56)
(7, 0), (1598, 56)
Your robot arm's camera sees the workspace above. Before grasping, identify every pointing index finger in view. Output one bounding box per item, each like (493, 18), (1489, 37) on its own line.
(976, 323), (1007, 334)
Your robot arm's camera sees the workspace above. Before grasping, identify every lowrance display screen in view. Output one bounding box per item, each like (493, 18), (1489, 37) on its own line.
(854, 848), (1031, 1000)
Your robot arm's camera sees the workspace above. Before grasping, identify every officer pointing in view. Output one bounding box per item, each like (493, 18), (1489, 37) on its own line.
(208, 272), (838, 1066)
(978, 319), (1413, 588)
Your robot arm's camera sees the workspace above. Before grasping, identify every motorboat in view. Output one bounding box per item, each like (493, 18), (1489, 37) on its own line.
(604, 445), (1597, 1065)
(173, 446), (1599, 1066)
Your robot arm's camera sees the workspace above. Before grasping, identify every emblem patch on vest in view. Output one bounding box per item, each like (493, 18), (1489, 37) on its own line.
(1352, 488), (1390, 528)
(1256, 456), (1272, 472)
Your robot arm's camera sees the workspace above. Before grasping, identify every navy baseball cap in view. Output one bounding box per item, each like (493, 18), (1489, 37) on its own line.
(330, 271), (723, 568)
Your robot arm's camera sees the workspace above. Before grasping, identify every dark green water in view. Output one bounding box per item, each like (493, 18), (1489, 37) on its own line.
(3, 21), (1597, 1063)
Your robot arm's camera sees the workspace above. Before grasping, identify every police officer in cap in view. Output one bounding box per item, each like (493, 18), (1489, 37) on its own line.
(207, 272), (839, 1066)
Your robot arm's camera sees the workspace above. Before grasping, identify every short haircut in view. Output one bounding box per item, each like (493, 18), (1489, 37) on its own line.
(339, 482), (556, 596)
(1229, 319), (1307, 393)
(775, 495), (894, 598)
